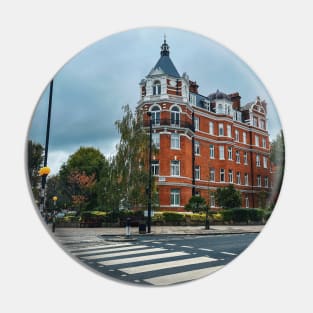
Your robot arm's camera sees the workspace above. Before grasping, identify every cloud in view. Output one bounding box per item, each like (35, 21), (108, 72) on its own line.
(28, 27), (283, 174)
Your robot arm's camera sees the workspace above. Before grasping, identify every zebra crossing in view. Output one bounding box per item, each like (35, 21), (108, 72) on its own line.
(67, 241), (224, 286)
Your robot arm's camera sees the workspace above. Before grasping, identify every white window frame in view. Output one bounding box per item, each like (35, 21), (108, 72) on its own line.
(151, 160), (159, 176)
(228, 146), (232, 160)
(244, 173), (249, 186)
(170, 160), (180, 176)
(195, 165), (200, 180)
(170, 189), (180, 206)
(245, 197), (249, 208)
(194, 141), (200, 155)
(218, 123), (224, 136)
(262, 137), (266, 148)
(220, 168), (225, 182)
(194, 117), (200, 131)
(256, 154), (261, 167)
(227, 125), (232, 137)
(209, 121), (214, 135)
(236, 150), (240, 164)
(257, 175), (262, 187)
(244, 151), (248, 165)
(255, 135), (259, 147)
(265, 176), (269, 188)
(152, 81), (161, 95)
(236, 172), (241, 185)
(209, 168), (215, 182)
(219, 145), (225, 160)
(228, 169), (233, 183)
(152, 133), (160, 149)
(171, 133), (180, 149)
(243, 132), (247, 144)
(263, 156), (268, 168)
(210, 144), (215, 159)
(210, 193), (215, 207)
(235, 129), (239, 142)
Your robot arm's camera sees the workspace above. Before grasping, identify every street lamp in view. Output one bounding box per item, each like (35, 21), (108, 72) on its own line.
(39, 166), (51, 221)
(146, 111), (152, 233)
(38, 79), (54, 222)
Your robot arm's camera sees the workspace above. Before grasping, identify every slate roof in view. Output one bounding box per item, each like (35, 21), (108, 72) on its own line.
(152, 55), (181, 78)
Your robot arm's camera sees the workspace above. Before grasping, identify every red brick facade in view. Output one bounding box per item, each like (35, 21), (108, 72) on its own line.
(136, 40), (271, 211)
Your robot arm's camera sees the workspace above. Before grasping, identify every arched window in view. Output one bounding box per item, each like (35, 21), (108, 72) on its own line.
(171, 106), (180, 126)
(151, 106), (160, 125)
(152, 80), (161, 95)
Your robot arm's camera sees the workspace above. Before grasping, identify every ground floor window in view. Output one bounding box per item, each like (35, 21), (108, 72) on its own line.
(245, 196), (249, 208)
(170, 189), (180, 206)
(210, 193), (215, 207)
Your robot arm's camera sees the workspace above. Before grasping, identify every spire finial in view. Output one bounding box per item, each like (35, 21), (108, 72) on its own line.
(160, 35), (170, 56)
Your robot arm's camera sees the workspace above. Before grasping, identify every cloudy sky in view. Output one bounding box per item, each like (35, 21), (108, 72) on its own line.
(28, 27), (282, 175)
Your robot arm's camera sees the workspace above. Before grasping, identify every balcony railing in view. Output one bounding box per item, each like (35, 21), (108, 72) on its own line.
(143, 118), (194, 131)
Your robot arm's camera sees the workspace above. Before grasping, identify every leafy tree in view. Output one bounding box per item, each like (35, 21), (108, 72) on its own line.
(185, 196), (207, 213)
(270, 130), (285, 208)
(27, 140), (44, 203)
(59, 147), (106, 211)
(216, 184), (242, 209)
(115, 105), (158, 210)
(185, 196), (210, 229)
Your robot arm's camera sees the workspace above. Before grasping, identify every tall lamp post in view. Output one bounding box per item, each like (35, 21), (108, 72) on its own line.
(39, 79), (54, 222)
(146, 111), (152, 233)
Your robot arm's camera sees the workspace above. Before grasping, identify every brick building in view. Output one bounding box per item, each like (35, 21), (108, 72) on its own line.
(137, 39), (271, 211)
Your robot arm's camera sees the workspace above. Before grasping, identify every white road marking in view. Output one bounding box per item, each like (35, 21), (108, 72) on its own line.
(120, 256), (218, 274)
(221, 251), (237, 256)
(72, 245), (147, 256)
(181, 245), (193, 249)
(198, 248), (213, 252)
(165, 243), (176, 246)
(68, 243), (132, 252)
(152, 241), (161, 244)
(98, 251), (189, 266)
(144, 266), (223, 286)
(82, 248), (167, 260)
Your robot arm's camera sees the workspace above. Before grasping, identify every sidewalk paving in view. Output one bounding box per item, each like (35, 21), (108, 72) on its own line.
(54, 225), (264, 241)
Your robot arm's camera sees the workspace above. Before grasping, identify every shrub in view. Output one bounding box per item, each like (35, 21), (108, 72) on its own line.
(212, 212), (223, 222)
(190, 213), (206, 222)
(232, 208), (249, 223)
(221, 210), (233, 223)
(163, 212), (185, 224)
(264, 210), (272, 221)
(152, 212), (165, 222)
(248, 208), (264, 222)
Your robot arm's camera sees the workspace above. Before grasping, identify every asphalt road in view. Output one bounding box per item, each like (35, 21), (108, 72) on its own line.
(63, 233), (258, 286)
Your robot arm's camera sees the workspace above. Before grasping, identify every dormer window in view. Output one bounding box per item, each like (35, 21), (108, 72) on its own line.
(153, 81), (161, 95)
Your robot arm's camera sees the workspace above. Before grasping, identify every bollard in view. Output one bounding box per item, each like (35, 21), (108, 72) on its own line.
(125, 217), (131, 237)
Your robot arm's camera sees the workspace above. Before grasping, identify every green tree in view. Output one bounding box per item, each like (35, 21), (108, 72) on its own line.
(270, 130), (285, 208)
(216, 184), (242, 209)
(27, 140), (44, 203)
(185, 196), (210, 229)
(115, 104), (158, 210)
(59, 147), (106, 211)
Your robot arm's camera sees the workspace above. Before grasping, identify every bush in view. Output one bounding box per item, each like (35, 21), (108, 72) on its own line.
(248, 208), (264, 222)
(163, 212), (185, 224)
(190, 213), (206, 222)
(212, 212), (223, 222)
(264, 210), (272, 221)
(232, 208), (249, 223)
(221, 210), (233, 223)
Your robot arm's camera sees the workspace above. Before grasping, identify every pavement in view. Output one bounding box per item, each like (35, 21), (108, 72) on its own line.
(52, 225), (264, 243)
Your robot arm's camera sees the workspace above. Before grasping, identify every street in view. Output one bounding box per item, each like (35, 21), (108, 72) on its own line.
(55, 230), (258, 286)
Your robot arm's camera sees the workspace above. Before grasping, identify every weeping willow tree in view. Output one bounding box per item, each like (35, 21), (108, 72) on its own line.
(115, 105), (158, 210)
